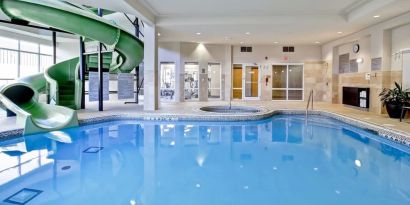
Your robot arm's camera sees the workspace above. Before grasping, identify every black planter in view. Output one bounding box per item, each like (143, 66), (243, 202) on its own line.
(386, 103), (405, 119)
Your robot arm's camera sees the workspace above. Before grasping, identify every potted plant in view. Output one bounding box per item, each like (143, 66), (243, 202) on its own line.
(379, 82), (410, 118)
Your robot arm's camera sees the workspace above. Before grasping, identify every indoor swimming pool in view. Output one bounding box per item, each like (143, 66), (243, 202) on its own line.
(0, 115), (409, 205)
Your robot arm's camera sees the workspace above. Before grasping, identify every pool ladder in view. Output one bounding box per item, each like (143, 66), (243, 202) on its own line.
(306, 90), (314, 117)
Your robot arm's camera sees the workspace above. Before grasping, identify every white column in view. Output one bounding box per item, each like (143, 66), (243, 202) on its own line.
(144, 24), (159, 110)
(370, 29), (392, 71)
(198, 60), (208, 101)
(224, 45), (233, 101)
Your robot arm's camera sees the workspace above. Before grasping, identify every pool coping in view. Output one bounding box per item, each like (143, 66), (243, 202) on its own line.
(0, 108), (409, 146)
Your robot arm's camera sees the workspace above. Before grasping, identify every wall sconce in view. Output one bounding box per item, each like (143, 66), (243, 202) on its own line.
(356, 58), (364, 64)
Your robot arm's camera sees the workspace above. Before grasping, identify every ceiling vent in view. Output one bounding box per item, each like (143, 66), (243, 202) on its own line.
(283, 46), (295, 53)
(240, 46), (252, 53)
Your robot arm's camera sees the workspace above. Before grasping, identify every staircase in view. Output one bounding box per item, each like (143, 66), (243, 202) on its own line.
(58, 81), (76, 109)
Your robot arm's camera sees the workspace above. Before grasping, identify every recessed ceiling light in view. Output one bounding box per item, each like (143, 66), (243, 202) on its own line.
(373, 15), (380, 18)
(157, 32), (161, 36)
(245, 32), (251, 35)
(196, 32), (201, 35)
(337, 31), (343, 34)
(315, 41), (321, 44)
(274, 42), (279, 44)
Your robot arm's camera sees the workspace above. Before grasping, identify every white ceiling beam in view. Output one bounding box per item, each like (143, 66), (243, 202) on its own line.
(344, 0), (397, 22)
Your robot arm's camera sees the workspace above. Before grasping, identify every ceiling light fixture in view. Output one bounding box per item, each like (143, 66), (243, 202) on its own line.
(196, 32), (201, 35)
(157, 32), (161, 37)
(274, 42), (279, 44)
(245, 32), (251, 35)
(240, 42), (244, 44)
(356, 58), (364, 64)
(373, 15), (380, 18)
(315, 41), (321, 44)
(337, 31), (343, 34)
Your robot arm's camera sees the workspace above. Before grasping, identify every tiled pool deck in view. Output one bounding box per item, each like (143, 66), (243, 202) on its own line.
(0, 101), (409, 145)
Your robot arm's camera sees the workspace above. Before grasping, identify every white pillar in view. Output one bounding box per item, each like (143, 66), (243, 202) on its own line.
(370, 29), (392, 71)
(144, 24), (159, 110)
(198, 60), (208, 101)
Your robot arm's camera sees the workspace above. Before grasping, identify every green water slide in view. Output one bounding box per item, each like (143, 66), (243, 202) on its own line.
(0, 0), (144, 134)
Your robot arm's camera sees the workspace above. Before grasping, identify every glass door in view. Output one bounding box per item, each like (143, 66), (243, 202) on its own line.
(208, 63), (221, 99)
(184, 62), (199, 100)
(232, 64), (243, 99)
(160, 62), (176, 101)
(272, 64), (304, 101)
(244, 65), (259, 99)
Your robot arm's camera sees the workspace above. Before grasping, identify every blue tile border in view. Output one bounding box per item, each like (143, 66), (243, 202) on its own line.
(3, 188), (42, 205)
(0, 109), (409, 147)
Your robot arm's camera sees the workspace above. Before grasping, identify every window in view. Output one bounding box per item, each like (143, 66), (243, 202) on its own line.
(0, 49), (18, 79)
(272, 64), (304, 101)
(208, 63), (221, 99)
(20, 52), (39, 77)
(0, 36), (54, 82)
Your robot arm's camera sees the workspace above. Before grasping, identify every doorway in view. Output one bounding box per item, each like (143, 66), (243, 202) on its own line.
(208, 63), (221, 99)
(232, 64), (260, 100)
(184, 62), (199, 100)
(244, 65), (259, 99)
(160, 62), (176, 101)
(232, 64), (242, 99)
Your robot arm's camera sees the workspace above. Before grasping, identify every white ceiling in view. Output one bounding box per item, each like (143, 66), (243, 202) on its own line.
(0, 0), (409, 45)
(141, 0), (410, 45)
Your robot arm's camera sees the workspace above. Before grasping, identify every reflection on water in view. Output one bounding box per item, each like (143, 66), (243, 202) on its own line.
(0, 115), (410, 205)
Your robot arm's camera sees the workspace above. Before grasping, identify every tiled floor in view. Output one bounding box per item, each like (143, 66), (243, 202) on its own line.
(1, 100), (409, 135)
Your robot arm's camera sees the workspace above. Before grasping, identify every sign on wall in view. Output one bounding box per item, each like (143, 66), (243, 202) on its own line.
(89, 71), (109, 102)
(118, 73), (135, 100)
(339, 53), (350, 73)
(371, 57), (382, 71)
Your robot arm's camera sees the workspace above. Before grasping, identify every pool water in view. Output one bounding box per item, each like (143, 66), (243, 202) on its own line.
(0, 115), (410, 205)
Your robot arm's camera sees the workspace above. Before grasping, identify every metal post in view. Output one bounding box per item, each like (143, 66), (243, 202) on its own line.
(79, 37), (86, 109)
(135, 66), (139, 103)
(125, 17), (141, 104)
(98, 8), (103, 111)
(47, 31), (57, 104)
(135, 18), (140, 104)
(52, 31), (57, 64)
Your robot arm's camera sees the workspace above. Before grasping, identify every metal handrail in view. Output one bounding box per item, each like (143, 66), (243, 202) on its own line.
(306, 90), (313, 117)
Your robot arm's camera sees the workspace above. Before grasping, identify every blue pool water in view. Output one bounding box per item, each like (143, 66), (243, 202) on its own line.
(0, 115), (410, 205)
